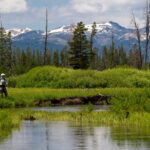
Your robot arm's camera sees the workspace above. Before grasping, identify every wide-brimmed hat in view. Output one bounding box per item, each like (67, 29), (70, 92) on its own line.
(1, 73), (5, 77)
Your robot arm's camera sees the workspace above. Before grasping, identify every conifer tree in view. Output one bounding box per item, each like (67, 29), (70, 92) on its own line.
(60, 46), (69, 67)
(68, 21), (90, 69)
(25, 46), (33, 70)
(53, 50), (59, 67)
(128, 49), (134, 66)
(101, 46), (108, 70)
(108, 32), (115, 68)
(46, 48), (52, 65)
(114, 48), (119, 66)
(91, 47), (99, 69)
(118, 45), (127, 65)
(0, 27), (14, 74)
(5, 32), (14, 75)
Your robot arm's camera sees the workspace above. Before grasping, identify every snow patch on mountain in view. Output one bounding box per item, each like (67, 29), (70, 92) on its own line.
(5, 21), (148, 51)
(48, 25), (72, 34)
(6, 28), (32, 37)
(48, 22), (113, 34)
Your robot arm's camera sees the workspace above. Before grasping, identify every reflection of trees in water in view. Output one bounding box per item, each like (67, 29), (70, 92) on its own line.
(45, 122), (50, 150)
(72, 122), (87, 150)
(69, 122), (101, 150)
(110, 127), (150, 148)
(35, 121), (150, 150)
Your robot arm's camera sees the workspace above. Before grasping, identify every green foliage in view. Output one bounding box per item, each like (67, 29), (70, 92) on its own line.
(0, 98), (15, 108)
(82, 102), (94, 113)
(111, 94), (148, 113)
(8, 66), (150, 88)
(7, 76), (18, 87)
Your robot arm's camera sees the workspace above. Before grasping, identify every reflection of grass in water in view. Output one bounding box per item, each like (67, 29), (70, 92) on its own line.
(110, 127), (150, 148)
(1, 109), (150, 144)
(0, 109), (21, 143)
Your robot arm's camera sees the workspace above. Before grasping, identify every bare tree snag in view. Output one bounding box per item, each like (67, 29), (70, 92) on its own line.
(132, 12), (142, 69)
(145, 0), (150, 66)
(44, 8), (48, 65)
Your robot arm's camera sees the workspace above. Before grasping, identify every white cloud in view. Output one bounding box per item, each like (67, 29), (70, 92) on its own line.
(2, 0), (146, 29)
(71, 0), (144, 13)
(71, 0), (102, 13)
(60, 0), (145, 27)
(0, 0), (27, 13)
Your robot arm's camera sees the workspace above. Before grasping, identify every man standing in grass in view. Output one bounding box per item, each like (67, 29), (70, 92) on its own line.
(0, 73), (8, 97)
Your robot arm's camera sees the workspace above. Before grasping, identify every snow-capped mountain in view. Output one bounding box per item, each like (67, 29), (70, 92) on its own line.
(6, 21), (144, 52)
(6, 28), (32, 37)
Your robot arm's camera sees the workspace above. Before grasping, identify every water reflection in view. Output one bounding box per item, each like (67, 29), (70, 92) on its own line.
(0, 121), (150, 150)
(31, 105), (109, 112)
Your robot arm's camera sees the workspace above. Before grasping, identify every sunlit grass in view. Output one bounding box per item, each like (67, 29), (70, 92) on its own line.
(0, 88), (149, 110)
(8, 66), (150, 88)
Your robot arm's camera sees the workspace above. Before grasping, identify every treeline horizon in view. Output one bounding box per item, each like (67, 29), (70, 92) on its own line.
(9, 42), (146, 75)
(0, 26), (149, 76)
(1, 14), (150, 75)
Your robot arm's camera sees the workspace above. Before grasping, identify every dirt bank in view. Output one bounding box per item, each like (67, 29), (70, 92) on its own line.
(36, 94), (111, 106)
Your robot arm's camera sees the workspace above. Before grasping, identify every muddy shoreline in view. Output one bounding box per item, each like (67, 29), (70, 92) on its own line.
(36, 94), (111, 106)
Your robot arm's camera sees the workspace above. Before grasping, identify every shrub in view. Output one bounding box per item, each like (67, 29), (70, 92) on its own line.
(7, 66), (150, 88)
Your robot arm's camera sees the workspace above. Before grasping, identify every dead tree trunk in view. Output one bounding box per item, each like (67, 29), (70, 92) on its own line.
(44, 8), (48, 65)
(132, 12), (143, 69)
(145, 0), (150, 66)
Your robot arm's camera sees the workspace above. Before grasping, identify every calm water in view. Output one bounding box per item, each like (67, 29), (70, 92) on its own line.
(0, 121), (150, 150)
(31, 105), (109, 112)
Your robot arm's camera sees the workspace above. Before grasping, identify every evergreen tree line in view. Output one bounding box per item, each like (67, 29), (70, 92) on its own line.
(7, 46), (70, 75)
(9, 43), (147, 75)
(67, 21), (149, 70)
(0, 21), (150, 76)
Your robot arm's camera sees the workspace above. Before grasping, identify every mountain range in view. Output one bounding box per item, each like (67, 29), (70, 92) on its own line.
(6, 21), (146, 53)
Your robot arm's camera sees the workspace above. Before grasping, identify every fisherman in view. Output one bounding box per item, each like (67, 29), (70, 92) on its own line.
(0, 73), (7, 97)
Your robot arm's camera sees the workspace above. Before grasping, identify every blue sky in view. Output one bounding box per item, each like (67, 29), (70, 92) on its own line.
(0, 0), (146, 30)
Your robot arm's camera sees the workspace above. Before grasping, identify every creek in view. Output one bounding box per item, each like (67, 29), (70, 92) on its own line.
(0, 120), (150, 150)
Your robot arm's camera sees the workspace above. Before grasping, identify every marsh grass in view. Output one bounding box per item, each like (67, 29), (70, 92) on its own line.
(1, 108), (150, 129)
(0, 88), (149, 111)
(17, 110), (150, 128)
(1, 108), (150, 143)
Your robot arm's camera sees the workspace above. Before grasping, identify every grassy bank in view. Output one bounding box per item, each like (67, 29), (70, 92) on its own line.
(8, 66), (150, 88)
(0, 88), (150, 113)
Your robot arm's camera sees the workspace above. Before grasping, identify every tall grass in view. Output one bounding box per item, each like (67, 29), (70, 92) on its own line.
(0, 109), (21, 142)
(1, 108), (150, 144)
(21, 110), (150, 128)
(1, 109), (150, 129)
(8, 66), (150, 88)
(0, 88), (149, 112)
